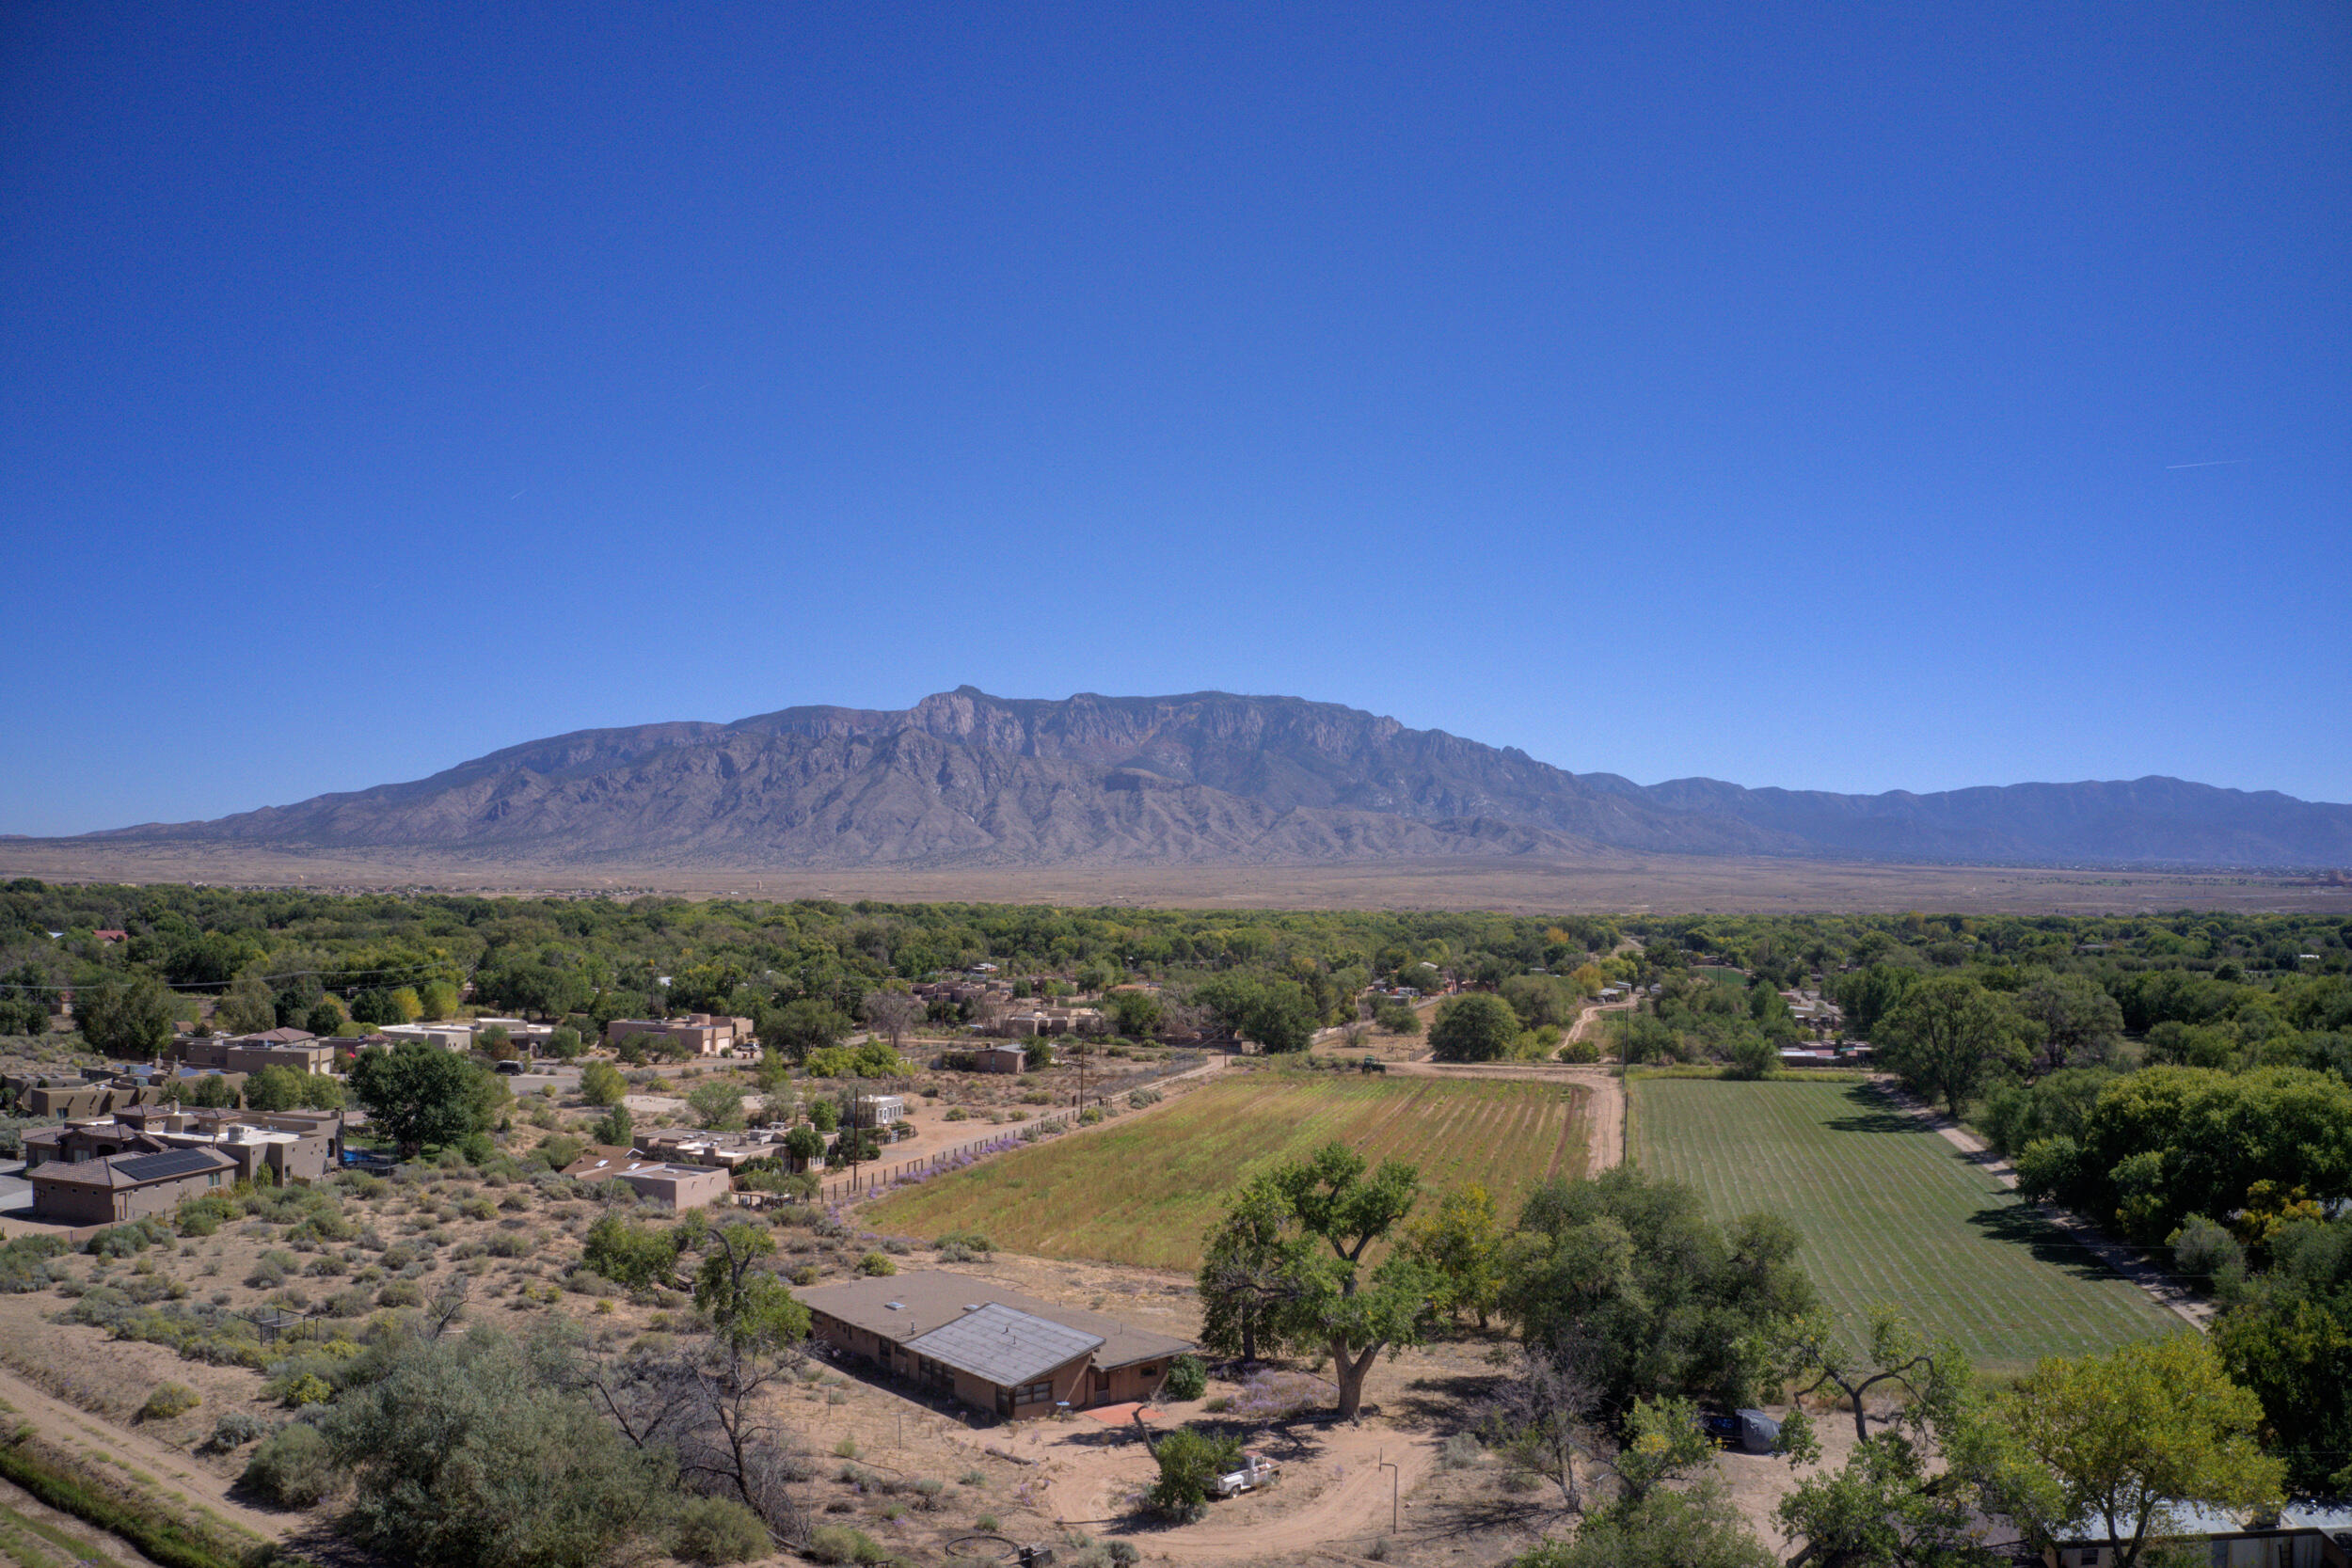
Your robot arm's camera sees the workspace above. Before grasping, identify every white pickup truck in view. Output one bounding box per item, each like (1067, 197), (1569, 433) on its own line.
(1212, 1453), (1280, 1497)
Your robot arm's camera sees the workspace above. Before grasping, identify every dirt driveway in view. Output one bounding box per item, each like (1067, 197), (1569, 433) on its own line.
(959, 1406), (1440, 1561)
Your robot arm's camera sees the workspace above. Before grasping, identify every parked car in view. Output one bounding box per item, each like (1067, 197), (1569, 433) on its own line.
(1700, 1409), (1782, 1453)
(1213, 1453), (1280, 1497)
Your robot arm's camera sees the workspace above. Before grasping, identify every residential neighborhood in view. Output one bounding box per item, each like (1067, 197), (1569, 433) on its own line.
(0, 889), (2346, 1568)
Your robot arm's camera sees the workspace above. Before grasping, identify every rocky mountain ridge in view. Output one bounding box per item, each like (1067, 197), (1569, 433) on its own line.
(75, 688), (2352, 870)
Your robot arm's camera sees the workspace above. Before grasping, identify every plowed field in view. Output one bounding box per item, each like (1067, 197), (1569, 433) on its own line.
(862, 1070), (1591, 1271)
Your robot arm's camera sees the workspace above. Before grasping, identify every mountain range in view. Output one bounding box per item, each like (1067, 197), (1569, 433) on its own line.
(71, 689), (2352, 870)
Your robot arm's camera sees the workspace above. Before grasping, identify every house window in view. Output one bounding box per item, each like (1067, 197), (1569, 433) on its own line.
(1012, 1380), (1054, 1405)
(208, 1174), (224, 1188)
(1140, 1365), (1157, 1377)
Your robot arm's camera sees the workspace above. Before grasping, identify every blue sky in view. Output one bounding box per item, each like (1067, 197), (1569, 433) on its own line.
(3, 3), (2346, 836)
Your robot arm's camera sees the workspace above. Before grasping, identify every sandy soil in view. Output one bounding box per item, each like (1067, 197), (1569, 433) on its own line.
(997, 1404), (1441, 1563)
(7, 844), (2343, 915)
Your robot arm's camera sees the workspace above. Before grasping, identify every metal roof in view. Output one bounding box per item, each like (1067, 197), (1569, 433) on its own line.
(902, 1303), (1104, 1388)
(795, 1271), (1191, 1371)
(110, 1148), (234, 1183)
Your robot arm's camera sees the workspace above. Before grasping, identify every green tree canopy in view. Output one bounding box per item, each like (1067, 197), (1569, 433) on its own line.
(1501, 1166), (1816, 1414)
(757, 999), (850, 1064)
(1429, 992), (1523, 1062)
(320, 1325), (675, 1568)
(2001, 1334), (2283, 1568)
(2210, 1216), (2352, 1499)
(2016, 973), (2126, 1070)
(349, 1041), (505, 1157)
(2021, 1066), (2352, 1245)
(75, 974), (176, 1059)
(579, 1059), (628, 1108)
(1197, 1142), (1431, 1418)
(1875, 974), (2025, 1117)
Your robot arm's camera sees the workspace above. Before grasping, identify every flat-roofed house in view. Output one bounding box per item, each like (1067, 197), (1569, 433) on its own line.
(611, 1163), (732, 1211)
(31, 1147), (237, 1226)
(25, 1107), (342, 1185)
(557, 1148), (732, 1211)
(600, 1015), (743, 1057)
(797, 1271), (1191, 1418)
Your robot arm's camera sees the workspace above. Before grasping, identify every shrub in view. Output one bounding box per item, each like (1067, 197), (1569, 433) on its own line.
(0, 1234), (69, 1293)
(139, 1382), (201, 1421)
(242, 1420), (339, 1507)
(935, 1229), (993, 1254)
(1556, 1038), (1601, 1065)
(2169, 1213), (2248, 1292)
(671, 1494), (769, 1563)
(1162, 1354), (1207, 1402)
(177, 1192), (240, 1237)
(377, 1279), (422, 1307)
(580, 1060), (628, 1108)
(1439, 1432), (1483, 1468)
(86, 1220), (168, 1259)
(857, 1251), (897, 1276)
(204, 1409), (271, 1450)
(1143, 1425), (1244, 1522)
(804, 1525), (888, 1565)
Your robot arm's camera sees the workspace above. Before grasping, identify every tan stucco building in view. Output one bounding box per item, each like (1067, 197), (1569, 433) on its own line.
(798, 1271), (1190, 1419)
(30, 1147), (238, 1226)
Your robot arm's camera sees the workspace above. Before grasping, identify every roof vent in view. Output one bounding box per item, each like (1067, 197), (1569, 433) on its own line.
(884, 1302), (903, 1311)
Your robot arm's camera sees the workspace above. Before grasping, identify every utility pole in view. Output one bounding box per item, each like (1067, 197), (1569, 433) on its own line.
(844, 1091), (864, 1191)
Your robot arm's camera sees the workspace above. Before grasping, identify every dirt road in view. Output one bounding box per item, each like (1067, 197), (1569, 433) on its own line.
(0, 1359), (286, 1546)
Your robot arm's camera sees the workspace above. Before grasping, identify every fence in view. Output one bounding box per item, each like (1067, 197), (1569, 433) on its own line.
(816, 1051), (1215, 1206)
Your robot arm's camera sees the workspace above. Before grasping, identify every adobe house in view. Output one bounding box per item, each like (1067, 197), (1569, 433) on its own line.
(798, 1271), (1190, 1419)
(559, 1148), (732, 1211)
(22, 1108), (342, 1185)
(972, 1045), (1027, 1074)
(31, 1146), (238, 1226)
(611, 1163), (732, 1211)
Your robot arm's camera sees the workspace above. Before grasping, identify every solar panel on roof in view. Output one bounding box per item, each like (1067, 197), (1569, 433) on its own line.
(111, 1148), (228, 1182)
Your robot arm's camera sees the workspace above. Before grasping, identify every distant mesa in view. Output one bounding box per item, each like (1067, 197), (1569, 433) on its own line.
(60, 687), (2352, 871)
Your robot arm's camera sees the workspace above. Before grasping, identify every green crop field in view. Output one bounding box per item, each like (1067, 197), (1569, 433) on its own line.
(1629, 1076), (2181, 1374)
(862, 1070), (1589, 1272)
